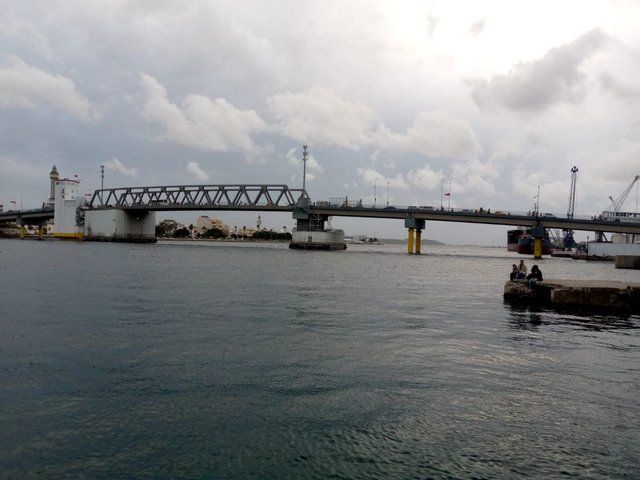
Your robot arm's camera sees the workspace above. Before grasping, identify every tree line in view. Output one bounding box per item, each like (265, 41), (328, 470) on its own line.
(155, 219), (291, 241)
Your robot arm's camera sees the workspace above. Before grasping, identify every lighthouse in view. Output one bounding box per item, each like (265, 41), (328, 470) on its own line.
(48, 165), (59, 205)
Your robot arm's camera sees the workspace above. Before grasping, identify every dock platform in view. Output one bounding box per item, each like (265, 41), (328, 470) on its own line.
(504, 279), (640, 311)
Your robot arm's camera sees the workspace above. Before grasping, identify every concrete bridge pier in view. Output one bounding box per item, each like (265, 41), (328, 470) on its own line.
(15, 215), (50, 240)
(290, 198), (346, 250)
(84, 209), (156, 242)
(405, 218), (425, 255)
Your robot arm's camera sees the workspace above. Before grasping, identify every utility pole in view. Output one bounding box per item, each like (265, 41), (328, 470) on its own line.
(440, 178), (444, 210)
(100, 164), (105, 204)
(448, 181), (451, 211)
(374, 178), (377, 208)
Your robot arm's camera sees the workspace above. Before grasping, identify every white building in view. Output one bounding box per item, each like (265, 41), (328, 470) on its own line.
(53, 177), (85, 239)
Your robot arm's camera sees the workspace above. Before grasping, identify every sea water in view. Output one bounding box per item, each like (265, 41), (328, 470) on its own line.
(1, 239), (639, 479)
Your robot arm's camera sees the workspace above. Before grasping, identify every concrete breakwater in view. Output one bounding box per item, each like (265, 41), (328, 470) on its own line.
(504, 279), (640, 311)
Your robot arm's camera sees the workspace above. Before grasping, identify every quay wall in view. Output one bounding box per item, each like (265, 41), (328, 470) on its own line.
(504, 279), (640, 310)
(616, 256), (640, 269)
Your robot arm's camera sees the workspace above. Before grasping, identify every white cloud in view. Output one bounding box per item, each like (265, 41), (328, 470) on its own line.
(0, 55), (95, 121)
(407, 165), (445, 190)
(104, 157), (138, 178)
(375, 111), (481, 159)
(357, 168), (410, 191)
(140, 73), (266, 152)
(470, 29), (611, 113)
(451, 157), (500, 196)
(285, 147), (324, 173)
(594, 139), (640, 182)
(186, 161), (209, 182)
(267, 88), (376, 149)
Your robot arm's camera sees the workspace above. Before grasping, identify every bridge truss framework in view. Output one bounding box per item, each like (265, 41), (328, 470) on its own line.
(88, 184), (306, 211)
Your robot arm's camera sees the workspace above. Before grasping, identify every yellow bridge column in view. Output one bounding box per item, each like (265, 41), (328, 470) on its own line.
(533, 237), (542, 259)
(531, 225), (545, 259)
(407, 228), (415, 255)
(404, 218), (425, 256)
(19, 225), (26, 239)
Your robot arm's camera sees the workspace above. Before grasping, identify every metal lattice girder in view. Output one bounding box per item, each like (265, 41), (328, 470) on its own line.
(88, 185), (305, 210)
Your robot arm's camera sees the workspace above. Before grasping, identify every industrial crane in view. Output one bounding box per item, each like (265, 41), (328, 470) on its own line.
(602, 174), (640, 221)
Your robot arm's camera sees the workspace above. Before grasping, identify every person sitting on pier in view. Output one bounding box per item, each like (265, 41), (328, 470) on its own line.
(526, 265), (543, 288)
(517, 260), (527, 278)
(510, 264), (519, 281)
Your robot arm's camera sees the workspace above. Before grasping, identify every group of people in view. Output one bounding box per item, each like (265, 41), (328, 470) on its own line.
(510, 260), (543, 287)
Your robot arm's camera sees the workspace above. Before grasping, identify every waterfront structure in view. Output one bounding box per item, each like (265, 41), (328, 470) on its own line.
(289, 196), (346, 250)
(53, 176), (85, 239)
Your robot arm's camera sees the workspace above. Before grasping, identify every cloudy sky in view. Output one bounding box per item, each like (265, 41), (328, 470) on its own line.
(2, 0), (640, 244)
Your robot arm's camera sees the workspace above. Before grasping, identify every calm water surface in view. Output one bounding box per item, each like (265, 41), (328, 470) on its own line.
(1, 239), (639, 479)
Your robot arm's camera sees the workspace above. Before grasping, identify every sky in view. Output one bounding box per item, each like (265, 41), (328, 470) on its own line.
(2, 0), (640, 245)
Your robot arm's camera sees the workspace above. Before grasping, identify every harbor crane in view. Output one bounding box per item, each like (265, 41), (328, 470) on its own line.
(602, 174), (640, 221)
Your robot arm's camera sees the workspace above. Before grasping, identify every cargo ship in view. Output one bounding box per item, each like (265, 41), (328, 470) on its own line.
(507, 229), (524, 252)
(507, 228), (553, 255)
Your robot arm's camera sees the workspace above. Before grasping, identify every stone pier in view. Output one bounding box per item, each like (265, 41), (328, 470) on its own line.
(504, 279), (640, 311)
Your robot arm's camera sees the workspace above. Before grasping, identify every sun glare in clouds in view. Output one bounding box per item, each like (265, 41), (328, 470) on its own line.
(380, 0), (615, 77)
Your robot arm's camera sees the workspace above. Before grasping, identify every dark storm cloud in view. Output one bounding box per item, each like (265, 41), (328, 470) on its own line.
(469, 29), (611, 113)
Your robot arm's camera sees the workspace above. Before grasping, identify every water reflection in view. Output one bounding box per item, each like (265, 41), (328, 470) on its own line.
(505, 302), (639, 331)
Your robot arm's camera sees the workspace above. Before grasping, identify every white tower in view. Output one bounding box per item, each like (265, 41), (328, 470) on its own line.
(53, 176), (83, 238)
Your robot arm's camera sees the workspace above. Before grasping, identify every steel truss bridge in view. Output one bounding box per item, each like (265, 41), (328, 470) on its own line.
(88, 184), (305, 211)
(1, 183), (640, 236)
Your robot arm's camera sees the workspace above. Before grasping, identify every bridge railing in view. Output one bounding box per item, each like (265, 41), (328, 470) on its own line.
(88, 185), (305, 210)
(310, 201), (604, 221)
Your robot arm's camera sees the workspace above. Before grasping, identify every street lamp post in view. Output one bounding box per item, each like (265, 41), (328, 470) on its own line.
(386, 180), (389, 206)
(374, 178), (377, 208)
